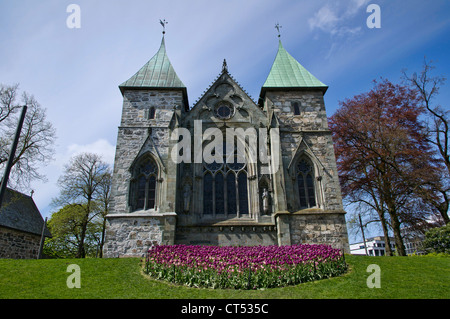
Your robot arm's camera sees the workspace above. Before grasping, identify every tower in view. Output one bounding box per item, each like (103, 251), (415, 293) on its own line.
(103, 35), (186, 257)
(259, 39), (348, 248)
(103, 28), (349, 258)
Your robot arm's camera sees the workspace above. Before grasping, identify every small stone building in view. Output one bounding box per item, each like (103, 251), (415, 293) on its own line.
(104, 33), (349, 257)
(0, 188), (51, 259)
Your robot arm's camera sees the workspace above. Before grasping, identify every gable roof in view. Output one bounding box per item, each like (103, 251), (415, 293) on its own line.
(188, 63), (263, 118)
(262, 40), (328, 91)
(0, 188), (51, 237)
(119, 36), (186, 93)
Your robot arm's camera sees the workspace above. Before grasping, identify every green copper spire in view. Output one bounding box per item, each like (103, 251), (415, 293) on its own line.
(262, 40), (327, 90)
(119, 36), (185, 93)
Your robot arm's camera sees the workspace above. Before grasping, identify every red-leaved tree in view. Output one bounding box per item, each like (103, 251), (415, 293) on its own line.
(329, 78), (442, 256)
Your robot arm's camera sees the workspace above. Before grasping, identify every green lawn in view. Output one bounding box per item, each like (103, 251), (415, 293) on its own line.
(0, 255), (448, 299)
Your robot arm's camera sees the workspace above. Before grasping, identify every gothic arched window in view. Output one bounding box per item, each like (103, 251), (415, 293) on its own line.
(130, 156), (158, 212)
(296, 157), (316, 209)
(203, 142), (248, 216)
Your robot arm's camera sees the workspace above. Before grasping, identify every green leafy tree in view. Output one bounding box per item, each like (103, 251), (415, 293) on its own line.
(44, 204), (105, 258)
(423, 223), (450, 254)
(52, 153), (111, 258)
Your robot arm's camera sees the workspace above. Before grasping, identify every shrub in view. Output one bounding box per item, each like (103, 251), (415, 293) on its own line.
(144, 244), (347, 289)
(423, 224), (450, 254)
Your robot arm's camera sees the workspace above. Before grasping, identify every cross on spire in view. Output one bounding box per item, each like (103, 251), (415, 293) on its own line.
(160, 19), (168, 34)
(275, 22), (282, 38)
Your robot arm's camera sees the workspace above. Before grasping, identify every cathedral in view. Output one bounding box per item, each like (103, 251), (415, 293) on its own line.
(103, 30), (349, 257)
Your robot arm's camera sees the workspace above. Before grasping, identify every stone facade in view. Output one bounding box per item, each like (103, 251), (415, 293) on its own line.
(103, 36), (349, 258)
(176, 225), (277, 247)
(0, 188), (51, 259)
(0, 227), (41, 259)
(276, 210), (349, 249)
(105, 213), (176, 257)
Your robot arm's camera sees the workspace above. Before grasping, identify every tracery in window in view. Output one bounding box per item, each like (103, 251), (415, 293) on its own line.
(130, 156), (158, 211)
(202, 142), (248, 216)
(296, 157), (316, 209)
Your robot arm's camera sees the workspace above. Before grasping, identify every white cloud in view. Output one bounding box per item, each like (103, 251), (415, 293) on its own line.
(308, 0), (369, 36)
(308, 5), (340, 33)
(66, 139), (115, 166)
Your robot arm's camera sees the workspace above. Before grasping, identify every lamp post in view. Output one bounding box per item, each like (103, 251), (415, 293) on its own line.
(359, 213), (369, 256)
(0, 105), (27, 209)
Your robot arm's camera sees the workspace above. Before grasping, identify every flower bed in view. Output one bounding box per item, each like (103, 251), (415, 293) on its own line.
(144, 244), (347, 289)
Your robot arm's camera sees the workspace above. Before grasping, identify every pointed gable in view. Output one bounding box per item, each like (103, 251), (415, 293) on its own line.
(119, 36), (186, 94)
(0, 188), (51, 237)
(262, 40), (327, 92)
(189, 61), (262, 119)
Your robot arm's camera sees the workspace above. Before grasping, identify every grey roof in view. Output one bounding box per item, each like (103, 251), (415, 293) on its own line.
(0, 188), (51, 237)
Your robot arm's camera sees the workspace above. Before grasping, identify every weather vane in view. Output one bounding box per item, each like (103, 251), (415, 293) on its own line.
(160, 19), (168, 34)
(275, 22), (282, 38)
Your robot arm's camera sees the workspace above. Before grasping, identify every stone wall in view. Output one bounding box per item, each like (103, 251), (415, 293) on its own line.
(266, 90), (329, 131)
(0, 227), (41, 259)
(276, 210), (350, 253)
(263, 90), (344, 214)
(175, 224), (277, 246)
(109, 89), (185, 216)
(103, 212), (176, 258)
(104, 210), (349, 257)
(104, 76), (350, 257)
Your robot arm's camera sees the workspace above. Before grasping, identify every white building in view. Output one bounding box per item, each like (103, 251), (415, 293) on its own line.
(350, 236), (395, 256)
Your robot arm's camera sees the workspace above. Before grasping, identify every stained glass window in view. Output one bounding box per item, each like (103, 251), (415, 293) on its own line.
(148, 175), (156, 209)
(137, 176), (146, 210)
(297, 175), (307, 208)
(217, 105), (231, 118)
(306, 174), (316, 207)
(226, 173), (237, 215)
(238, 172), (248, 214)
(203, 173), (213, 214)
(131, 156), (158, 212)
(296, 158), (316, 209)
(215, 173), (224, 214)
(203, 139), (248, 216)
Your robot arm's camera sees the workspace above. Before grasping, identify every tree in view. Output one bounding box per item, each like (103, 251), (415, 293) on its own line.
(329, 78), (440, 256)
(44, 203), (106, 258)
(402, 59), (449, 225)
(0, 84), (56, 189)
(43, 204), (82, 258)
(53, 152), (111, 258)
(423, 223), (450, 254)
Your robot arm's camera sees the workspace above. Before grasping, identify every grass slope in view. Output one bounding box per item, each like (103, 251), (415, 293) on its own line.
(0, 255), (448, 299)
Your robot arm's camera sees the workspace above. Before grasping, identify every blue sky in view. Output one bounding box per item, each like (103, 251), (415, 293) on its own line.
(1, 0), (449, 242)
